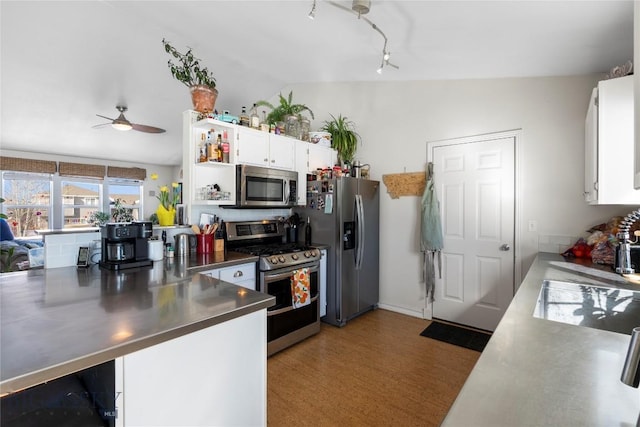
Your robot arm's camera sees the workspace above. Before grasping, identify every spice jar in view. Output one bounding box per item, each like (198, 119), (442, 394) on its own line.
(300, 118), (310, 142)
(285, 115), (299, 138)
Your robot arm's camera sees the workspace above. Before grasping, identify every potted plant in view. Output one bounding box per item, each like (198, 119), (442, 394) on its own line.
(88, 211), (110, 227)
(162, 38), (218, 113)
(321, 114), (360, 165)
(111, 198), (134, 223)
(255, 91), (314, 126)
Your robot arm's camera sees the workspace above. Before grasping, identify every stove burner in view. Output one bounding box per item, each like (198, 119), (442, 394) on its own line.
(234, 243), (313, 257)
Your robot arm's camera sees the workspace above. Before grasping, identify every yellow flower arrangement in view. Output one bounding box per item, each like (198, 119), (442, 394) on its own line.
(151, 173), (180, 211)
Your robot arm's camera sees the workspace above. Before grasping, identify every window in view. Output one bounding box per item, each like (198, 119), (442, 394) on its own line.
(106, 179), (143, 222)
(1, 172), (52, 237)
(61, 178), (102, 228)
(1, 172), (144, 234)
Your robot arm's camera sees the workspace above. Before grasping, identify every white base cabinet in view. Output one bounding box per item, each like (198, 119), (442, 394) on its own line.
(585, 75), (639, 204)
(116, 309), (267, 427)
(202, 261), (257, 290)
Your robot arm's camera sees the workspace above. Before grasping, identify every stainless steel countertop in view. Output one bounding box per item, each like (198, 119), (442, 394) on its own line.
(0, 252), (271, 396)
(442, 253), (639, 426)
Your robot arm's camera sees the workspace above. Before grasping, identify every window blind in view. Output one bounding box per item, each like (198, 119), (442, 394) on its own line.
(59, 162), (105, 178)
(107, 166), (147, 181)
(0, 156), (57, 174)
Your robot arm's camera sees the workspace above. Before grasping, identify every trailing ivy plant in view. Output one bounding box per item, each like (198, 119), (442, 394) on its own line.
(255, 91), (314, 125)
(162, 39), (216, 89)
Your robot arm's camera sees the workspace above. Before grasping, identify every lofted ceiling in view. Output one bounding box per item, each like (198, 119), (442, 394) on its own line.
(0, 0), (634, 167)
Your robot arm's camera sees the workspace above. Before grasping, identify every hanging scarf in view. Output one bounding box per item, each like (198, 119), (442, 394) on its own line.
(420, 162), (444, 302)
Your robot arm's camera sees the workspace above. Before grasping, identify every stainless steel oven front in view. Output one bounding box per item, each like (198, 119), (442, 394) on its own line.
(260, 261), (320, 356)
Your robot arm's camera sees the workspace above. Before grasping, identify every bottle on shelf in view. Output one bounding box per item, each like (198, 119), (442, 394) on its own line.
(305, 216), (312, 246)
(250, 104), (260, 129)
(259, 110), (269, 132)
(239, 106), (250, 127)
(217, 133), (223, 162)
(222, 130), (230, 163)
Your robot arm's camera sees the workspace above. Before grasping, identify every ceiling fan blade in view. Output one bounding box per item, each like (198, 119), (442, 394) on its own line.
(96, 114), (115, 122)
(91, 123), (112, 129)
(131, 123), (166, 134)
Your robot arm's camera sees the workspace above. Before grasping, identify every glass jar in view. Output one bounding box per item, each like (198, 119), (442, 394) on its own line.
(300, 118), (310, 142)
(285, 115), (299, 138)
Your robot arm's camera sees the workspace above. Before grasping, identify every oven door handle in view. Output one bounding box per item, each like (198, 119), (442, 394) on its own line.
(263, 265), (319, 282)
(267, 295), (318, 316)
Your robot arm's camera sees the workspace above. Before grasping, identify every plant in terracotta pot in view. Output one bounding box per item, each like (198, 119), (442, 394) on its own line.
(321, 114), (360, 165)
(162, 38), (218, 113)
(255, 91), (314, 125)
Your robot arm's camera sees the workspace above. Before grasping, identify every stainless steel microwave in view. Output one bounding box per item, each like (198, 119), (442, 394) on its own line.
(233, 165), (298, 208)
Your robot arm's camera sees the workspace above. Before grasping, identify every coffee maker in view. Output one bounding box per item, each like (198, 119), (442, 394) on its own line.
(99, 222), (153, 270)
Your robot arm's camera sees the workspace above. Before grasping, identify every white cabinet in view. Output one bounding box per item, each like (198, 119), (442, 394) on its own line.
(202, 261), (256, 290)
(235, 127), (295, 171)
(294, 141), (337, 205)
(182, 111), (237, 218)
(584, 75), (639, 204)
(116, 309), (267, 427)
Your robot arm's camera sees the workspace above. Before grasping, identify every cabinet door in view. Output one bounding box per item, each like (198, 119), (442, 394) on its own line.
(309, 144), (337, 171)
(584, 88), (598, 203)
(218, 262), (256, 290)
(202, 262), (257, 290)
(268, 133), (295, 170)
(594, 76), (639, 204)
(236, 127), (269, 167)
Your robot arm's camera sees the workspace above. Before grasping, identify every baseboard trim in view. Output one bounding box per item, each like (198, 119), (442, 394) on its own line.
(377, 303), (423, 319)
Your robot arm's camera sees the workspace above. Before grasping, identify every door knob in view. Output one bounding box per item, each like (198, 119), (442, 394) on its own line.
(500, 244), (510, 251)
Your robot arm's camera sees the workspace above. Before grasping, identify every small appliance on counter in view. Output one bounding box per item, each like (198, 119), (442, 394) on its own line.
(99, 223), (153, 270)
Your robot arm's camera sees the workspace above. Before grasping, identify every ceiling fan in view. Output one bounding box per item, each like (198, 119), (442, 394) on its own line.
(93, 106), (166, 133)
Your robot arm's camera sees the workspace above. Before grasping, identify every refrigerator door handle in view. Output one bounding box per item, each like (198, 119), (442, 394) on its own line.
(356, 194), (365, 270)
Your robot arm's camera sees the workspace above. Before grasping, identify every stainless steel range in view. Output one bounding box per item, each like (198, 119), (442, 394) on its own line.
(226, 220), (321, 356)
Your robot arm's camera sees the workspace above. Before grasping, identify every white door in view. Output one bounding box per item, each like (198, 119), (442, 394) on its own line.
(429, 134), (515, 331)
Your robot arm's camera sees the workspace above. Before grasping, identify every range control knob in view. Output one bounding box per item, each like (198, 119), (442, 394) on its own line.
(304, 251), (312, 258)
(292, 254), (299, 260)
(278, 255), (286, 263)
(270, 257), (279, 264)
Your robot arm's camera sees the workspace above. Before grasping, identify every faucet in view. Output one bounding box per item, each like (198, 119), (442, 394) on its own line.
(621, 327), (640, 427)
(615, 208), (640, 274)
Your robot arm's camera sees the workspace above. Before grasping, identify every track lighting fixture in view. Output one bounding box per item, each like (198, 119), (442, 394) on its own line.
(308, 0), (316, 20)
(322, 1), (399, 74)
(352, 0), (370, 17)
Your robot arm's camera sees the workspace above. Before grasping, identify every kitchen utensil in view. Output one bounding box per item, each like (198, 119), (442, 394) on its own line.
(174, 233), (197, 256)
(196, 233), (213, 254)
(191, 224), (201, 234)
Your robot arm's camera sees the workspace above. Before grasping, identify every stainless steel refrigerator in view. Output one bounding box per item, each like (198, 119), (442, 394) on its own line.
(295, 177), (380, 327)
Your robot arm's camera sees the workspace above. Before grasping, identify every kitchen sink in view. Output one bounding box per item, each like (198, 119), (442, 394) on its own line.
(533, 280), (640, 335)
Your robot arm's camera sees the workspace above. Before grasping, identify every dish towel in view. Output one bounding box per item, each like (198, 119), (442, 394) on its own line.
(291, 268), (311, 309)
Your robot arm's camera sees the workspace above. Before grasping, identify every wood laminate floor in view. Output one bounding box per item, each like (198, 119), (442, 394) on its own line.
(267, 309), (481, 427)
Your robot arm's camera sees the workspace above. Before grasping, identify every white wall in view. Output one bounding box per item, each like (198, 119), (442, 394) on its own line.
(278, 75), (632, 317)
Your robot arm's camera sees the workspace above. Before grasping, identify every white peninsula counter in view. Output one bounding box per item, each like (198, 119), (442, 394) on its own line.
(1, 259), (273, 426)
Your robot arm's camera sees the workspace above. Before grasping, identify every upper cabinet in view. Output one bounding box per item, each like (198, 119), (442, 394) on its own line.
(584, 75), (639, 205)
(235, 128), (295, 171)
(182, 110), (338, 211)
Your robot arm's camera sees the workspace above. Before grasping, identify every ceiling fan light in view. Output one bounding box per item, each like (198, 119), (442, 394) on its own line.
(112, 122), (132, 131)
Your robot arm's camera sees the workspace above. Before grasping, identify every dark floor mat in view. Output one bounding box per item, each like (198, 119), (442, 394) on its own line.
(420, 321), (491, 352)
